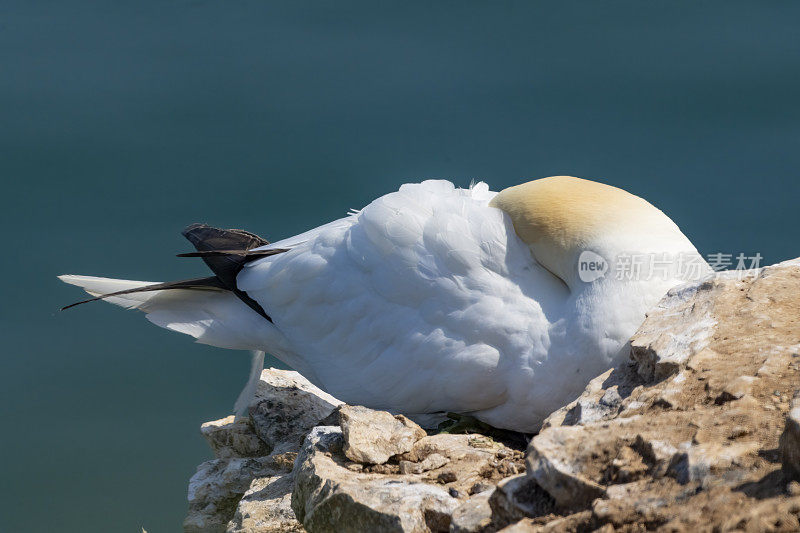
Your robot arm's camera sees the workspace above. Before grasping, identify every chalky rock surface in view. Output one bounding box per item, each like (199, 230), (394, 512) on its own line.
(291, 425), (524, 532)
(339, 405), (427, 464)
(185, 368), (340, 533)
(292, 426), (457, 532)
(227, 473), (302, 533)
(450, 488), (494, 533)
(185, 259), (800, 532)
(248, 369), (342, 455)
(200, 416), (270, 459)
(184, 456), (279, 533)
(520, 259), (800, 530)
(184, 370), (524, 533)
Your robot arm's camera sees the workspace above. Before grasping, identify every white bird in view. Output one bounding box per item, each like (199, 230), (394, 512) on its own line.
(60, 176), (710, 432)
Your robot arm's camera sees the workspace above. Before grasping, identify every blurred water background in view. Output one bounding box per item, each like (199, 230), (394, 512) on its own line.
(2, 2), (799, 531)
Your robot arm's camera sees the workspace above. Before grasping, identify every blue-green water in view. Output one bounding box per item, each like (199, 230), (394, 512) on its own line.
(2, 2), (799, 531)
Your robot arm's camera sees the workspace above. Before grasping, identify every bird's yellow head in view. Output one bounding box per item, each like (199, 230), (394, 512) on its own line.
(490, 176), (701, 289)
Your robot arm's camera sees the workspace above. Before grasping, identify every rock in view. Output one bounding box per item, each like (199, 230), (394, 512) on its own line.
(542, 362), (643, 430)
(399, 453), (449, 475)
(291, 411), (525, 533)
(249, 369), (343, 455)
(526, 425), (607, 510)
(184, 457), (279, 533)
(628, 280), (717, 382)
(666, 440), (761, 484)
(339, 405), (427, 465)
(186, 369), (339, 532)
(488, 474), (555, 525)
(292, 426), (459, 532)
(780, 397), (800, 478)
(516, 260), (800, 530)
(449, 489), (493, 533)
(190, 378), (524, 532)
(201, 415), (270, 459)
(226, 474), (303, 533)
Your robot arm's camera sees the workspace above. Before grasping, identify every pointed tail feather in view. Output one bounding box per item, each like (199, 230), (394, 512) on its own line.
(59, 275), (181, 309)
(59, 275), (225, 310)
(58, 274), (275, 351)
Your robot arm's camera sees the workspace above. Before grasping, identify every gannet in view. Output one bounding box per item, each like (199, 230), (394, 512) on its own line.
(60, 177), (710, 432)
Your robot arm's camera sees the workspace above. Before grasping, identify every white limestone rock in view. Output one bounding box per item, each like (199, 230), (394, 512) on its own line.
(226, 474), (303, 533)
(201, 415), (270, 459)
(292, 426), (459, 532)
(184, 457), (279, 533)
(339, 405), (427, 465)
(249, 369), (343, 455)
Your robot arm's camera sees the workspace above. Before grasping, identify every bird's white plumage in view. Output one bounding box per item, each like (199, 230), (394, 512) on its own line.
(61, 178), (710, 431)
(239, 181), (568, 427)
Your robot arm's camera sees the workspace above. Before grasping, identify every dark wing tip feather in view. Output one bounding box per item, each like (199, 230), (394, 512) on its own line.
(179, 223), (280, 289)
(176, 248), (289, 258)
(180, 224), (284, 323)
(181, 223), (270, 251)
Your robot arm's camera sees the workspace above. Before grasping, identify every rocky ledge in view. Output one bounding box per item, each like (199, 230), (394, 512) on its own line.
(184, 258), (800, 532)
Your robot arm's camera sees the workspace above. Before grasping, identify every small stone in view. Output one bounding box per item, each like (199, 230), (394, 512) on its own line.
(398, 460), (418, 475)
(437, 470), (458, 484)
(450, 489), (494, 533)
(339, 405), (426, 464)
(526, 426), (607, 510)
(363, 463), (399, 475)
(470, 482), (494, 495)
(489, 474), (556, 523)
(399, 452), (450, 474)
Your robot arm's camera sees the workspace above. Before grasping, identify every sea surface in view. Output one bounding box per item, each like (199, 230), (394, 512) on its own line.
(2, 2), (799, 531)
